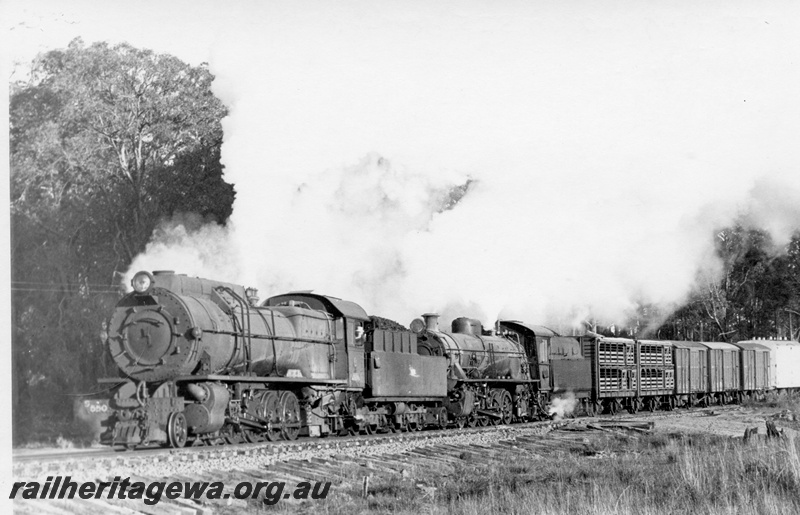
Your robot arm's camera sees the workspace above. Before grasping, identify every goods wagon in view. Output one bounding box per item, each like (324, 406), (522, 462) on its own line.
(636, 340), (675, 411)
(730, 341), (771, 398)
(739, 340), (800, 392)
(671, 340), (709, 407)
(701, 341), (741, 404)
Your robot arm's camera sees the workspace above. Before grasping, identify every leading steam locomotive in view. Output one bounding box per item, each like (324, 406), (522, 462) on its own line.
(97, 270), (543, 448)
(93, 270), (800, 448)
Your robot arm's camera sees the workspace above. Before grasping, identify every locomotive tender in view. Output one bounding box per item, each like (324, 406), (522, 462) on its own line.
(96, 270), (800, 448)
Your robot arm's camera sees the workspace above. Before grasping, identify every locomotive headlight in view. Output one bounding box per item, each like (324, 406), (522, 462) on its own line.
(410, 318), (426, 334)
(131, 271), (154, 293)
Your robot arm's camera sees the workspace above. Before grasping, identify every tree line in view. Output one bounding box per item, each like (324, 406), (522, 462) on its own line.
(657, 227), (800, 342)
(605, 227), (800, 343)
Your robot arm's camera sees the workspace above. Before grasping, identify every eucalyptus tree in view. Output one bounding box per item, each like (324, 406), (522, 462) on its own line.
(10, 38), (233, 441)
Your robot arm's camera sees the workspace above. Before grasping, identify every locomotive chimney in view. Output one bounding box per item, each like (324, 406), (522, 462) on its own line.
(422, 313), (439, 331)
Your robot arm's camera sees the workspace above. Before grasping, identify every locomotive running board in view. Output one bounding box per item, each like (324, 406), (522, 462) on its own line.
(361, 397), (444, 402)
(456, 378), (540, 384)
(174, 375), (349, 385)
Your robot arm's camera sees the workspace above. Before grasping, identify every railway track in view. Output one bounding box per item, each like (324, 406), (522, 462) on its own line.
(13, 405), (736, 474)
(13, 417), (568, 475)
(11, 406), (742, 514)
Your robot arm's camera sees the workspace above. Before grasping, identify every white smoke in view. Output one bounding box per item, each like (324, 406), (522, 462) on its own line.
(548, 392), (579, 421)
(116, 3), (800, 329)
(126, 214), (240, 289)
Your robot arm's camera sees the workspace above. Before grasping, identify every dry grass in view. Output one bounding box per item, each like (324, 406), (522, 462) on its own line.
(239, 432), (800, 515)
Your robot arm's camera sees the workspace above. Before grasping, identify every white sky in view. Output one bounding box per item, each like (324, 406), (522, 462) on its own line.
(6, 0), (800, 317)
(3, 2), (800, 476)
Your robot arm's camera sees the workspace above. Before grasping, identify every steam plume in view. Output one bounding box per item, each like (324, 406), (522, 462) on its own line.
(121, 3), (800, 330)
(548, 392), (579, 421)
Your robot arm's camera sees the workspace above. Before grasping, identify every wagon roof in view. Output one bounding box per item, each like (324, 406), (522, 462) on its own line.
(730, 341), (771, 352)
(737, 339), (800, 351)
(599, 337), (636, 344)
(637, 339), (674, 347)
(669, 340), (709, 350)
(697, 341), (739, 351)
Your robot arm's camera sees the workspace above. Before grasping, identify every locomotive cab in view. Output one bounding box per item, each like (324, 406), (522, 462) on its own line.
(497, 321), (557, 392)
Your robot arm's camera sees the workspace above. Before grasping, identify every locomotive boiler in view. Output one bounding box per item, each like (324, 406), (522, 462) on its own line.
(109, 271), (341, 382)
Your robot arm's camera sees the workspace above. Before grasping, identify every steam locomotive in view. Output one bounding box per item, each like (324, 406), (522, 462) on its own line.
(93, 270), (800, 448)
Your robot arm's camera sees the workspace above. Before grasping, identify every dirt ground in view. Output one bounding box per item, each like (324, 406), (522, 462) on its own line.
(628, 405), (800, 440)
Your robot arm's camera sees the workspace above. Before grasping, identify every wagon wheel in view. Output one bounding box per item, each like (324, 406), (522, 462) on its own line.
(647, 397), (658, 412)
(499, 391), (513, 425)
(377, 415), (391, 433)
(260, 392), (282, 441)
(167, 412), (188, 448)
(436, 409), (447, 429)
(360, 421), (374, 435)
(414, 413), (424, 431)
(583, 399), (596, 417)
(394, 417), (408, 432)
(628, 398), (640, 414)
(279, 391), (302, 441)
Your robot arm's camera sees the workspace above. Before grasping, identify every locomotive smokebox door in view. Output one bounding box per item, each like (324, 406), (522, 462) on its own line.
(123, 310), (174, 366)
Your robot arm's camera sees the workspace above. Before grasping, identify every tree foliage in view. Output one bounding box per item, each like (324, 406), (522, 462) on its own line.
(10, 39), (234, 443)
(647, 228), (800, 342)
